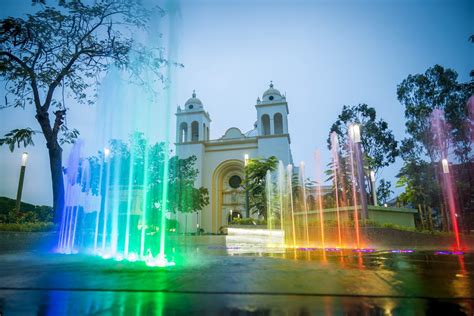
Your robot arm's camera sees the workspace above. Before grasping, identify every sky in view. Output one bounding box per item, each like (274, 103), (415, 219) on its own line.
(0, 0), (473, 206)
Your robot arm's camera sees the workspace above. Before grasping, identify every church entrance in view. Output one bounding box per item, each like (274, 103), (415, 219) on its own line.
(222, 173), (245, 225)
(211, 159), (246, 233)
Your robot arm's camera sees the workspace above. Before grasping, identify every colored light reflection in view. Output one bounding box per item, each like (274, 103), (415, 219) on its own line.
(390, 249), (414, 253)
(353, 248), (376, 253)
(325, 248), (342, 252)
(434, 251), (465, 255)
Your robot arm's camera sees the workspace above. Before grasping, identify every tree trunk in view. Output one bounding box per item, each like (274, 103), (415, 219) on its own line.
(48, 144), (64, 224)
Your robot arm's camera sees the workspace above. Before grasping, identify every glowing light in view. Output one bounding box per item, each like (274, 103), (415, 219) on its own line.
(353, 248), (375, 253)
(21, 152), (28, 167)
(127, 253), (138, 262)
(145, 254), (176, 267)
(325, 248), (342, 252)
(390, 249), (414, 253)
(349, 124), (361, 143)
(370, 170), (375, 182)
(244, 154), (249, 166)
(435, 251), (464, 255)
(104, 147), (110, 158)
(101, 253), (112, 260)
(442, 158), (449, 174)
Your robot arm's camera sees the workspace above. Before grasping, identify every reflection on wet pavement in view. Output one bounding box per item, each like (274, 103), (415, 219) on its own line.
(0, 236), (473, 315)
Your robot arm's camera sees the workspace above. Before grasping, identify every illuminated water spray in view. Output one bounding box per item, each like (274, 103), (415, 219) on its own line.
(57, 1), (180, 267)
(287, 164), (297, 248)
(298, 162), (310, 247)
(430, 109), (462, 251)
(314, 150), (326, 249)
(330, 132), (343, 247)
(348, 125), (361, 249)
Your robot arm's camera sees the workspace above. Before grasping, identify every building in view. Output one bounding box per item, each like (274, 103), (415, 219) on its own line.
(175, 82), (293, 233)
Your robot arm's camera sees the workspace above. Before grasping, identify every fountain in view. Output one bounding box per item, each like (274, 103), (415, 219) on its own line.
(56, 1), (180, 266)
(430, 109), (463, 251)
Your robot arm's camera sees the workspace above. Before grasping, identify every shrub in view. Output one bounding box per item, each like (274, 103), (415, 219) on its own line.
(230, 218), (266, 225)
(0, 222), (56, 232)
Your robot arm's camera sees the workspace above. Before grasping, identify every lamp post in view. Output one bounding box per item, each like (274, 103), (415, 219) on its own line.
(349, 124), (368, 220)
(244, 154), (250, 218)
(370, 170), (377, 206)
(15, 152), (28, 215)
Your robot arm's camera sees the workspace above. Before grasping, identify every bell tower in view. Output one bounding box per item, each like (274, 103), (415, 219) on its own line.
(176, 90), (211, 144)
(255, 82), (292, 165)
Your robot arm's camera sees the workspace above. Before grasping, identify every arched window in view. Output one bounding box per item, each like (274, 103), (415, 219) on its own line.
(179, 122), (188, 143)
(203, 123), (207, 140)
(261, 114), (270, 135)
(207, 126), (210, 140)
(191, 121), (199, 141)
(274, 113), (283, 134)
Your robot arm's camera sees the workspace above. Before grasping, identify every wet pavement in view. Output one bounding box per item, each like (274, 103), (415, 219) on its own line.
(0, 235), (473, 315)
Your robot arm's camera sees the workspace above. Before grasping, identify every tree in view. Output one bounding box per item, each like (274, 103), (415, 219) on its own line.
(396, 65), (474, 231)
(168, 156), (209, 215)
(0, 1), (164, 222)
(376, 179), (393, 205)
(244, 156), (278, 220)
(327, 104), (398, 208)
(103, 133), (209, 217)
(397, 65), (473, 163)
(327, 104), (398, 174)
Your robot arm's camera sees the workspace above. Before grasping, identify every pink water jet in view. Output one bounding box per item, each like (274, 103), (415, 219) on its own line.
(430, 109), (462, 251)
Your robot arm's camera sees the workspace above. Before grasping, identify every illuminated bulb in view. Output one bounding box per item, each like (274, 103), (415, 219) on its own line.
(104, 147), (110, 158)
(349, 124), (361, 143)
(442, 158), (449, 174)
(21, 152), (28, 167)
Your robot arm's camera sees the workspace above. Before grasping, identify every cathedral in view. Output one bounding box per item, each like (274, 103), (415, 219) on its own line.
(175, 82), (293, 233)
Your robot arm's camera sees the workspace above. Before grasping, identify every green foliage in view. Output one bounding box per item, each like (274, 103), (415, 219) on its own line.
(0, 196), (53, 223)
(396, 64), (474, 231)
(93, 133), (209, 217)
(327, 103), (399, 174)
(376, 179), (393, 205)
(0, 222), (56, 232)
(230, 218), (266, 226)
(0, 0), (165, 221)
(396, 160), (441, 208)
(244, 156), (278, 219)
(0, 128), (36, 152)
(397, 65), (473, 163)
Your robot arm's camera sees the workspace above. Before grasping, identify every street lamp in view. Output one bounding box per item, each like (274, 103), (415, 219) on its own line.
(370, 170), (377, 206)
(441, 158), (449, 174)
(244, 154), (250, 218)
(348, 124), (361, 143)
(15, 152), (28, 214)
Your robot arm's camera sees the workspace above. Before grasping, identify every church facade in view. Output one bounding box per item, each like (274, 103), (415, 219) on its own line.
(175, 83), (293, 233)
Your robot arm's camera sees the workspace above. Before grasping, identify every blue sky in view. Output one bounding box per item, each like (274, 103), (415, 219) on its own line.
(0, 0), (473, 205)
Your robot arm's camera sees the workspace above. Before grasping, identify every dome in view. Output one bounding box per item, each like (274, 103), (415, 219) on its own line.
(184, 90), (203, 109)
(262, 81), (283, 102)
(263, 82), (281, 97)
